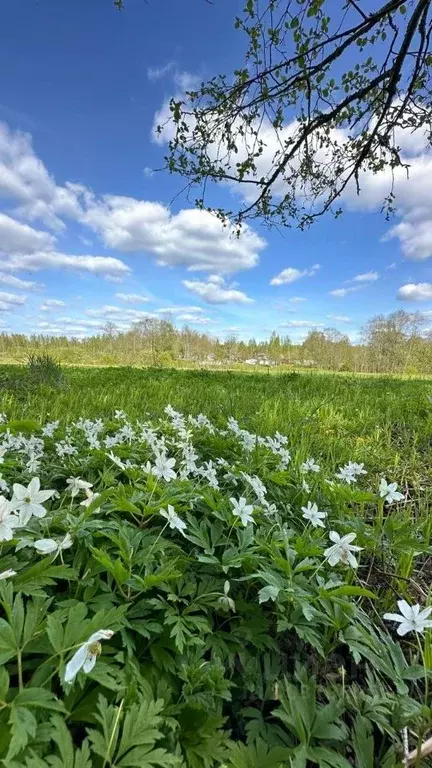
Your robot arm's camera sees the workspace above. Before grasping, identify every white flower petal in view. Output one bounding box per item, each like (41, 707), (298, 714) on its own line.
(83, 654), (97, 674)
(64, 644), (88, 683)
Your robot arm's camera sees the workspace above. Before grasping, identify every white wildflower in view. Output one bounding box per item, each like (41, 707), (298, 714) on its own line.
(231, 497), (255, 526)
(10, 477), (55, 525)
(301, 458), (320, 473)
(218, 581), (235, 612)
(42, 421), (59, 437)
(379, 479), (404, 504)
(335, 465), (357, 484)
(66, 477), (93, 498)
(153, 455), (176, 482)
(0, 497), (20, 541)
(64, 630), (114, 683)
(34, 533), (73, 557)
(301, 501), (326, 528)
(324, 531), (362, 568)
(0, 568), (16, 580)
(384, 600), (432, 636)
(107, 451), (126, 470)
(80, 489), (100, 508)
(160, 504), (187, 534)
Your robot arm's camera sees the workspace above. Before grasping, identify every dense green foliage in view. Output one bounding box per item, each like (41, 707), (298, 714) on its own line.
(0, 366), (431, 765)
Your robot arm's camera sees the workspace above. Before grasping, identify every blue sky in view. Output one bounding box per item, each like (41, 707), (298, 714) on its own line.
(0, 0), (431, 344)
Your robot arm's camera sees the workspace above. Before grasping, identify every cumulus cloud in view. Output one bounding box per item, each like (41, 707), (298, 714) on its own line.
(0, 252), (130, 280)
(288, 296), (306, 303)
(115, 293), (150, 304)
(397, 283), (432, 301)
(40, 299), (67, 311)
(0, 291), (26, 311)
(0, 123), (266, 282)
(270, 264), (320, 286)
(0, 272), (39, 290)
(0, 212), (54, 254)
(352, 271), (379, 282)
(81, 195), (265, 273)
(0, 123), (82, 229)
(183, 275), (253, 304)
(327, 314), (352, 323)
(346, 154), (432, 261)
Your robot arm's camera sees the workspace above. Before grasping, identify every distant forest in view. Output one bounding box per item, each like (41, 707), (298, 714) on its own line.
(1, 310), (431, 375)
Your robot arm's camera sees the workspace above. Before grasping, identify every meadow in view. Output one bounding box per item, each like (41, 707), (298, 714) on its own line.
(0, 364), (431, 766)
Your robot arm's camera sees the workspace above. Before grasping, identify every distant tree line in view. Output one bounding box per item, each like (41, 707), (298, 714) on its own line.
(1, 310), (431, 374)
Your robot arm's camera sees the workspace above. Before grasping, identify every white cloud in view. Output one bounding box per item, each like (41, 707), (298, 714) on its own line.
(397, 283), (432, 301)
(40, 299), (67, 311)
(80, 195), (264, 273)
(0, 272), (39, 290)
(0, 123), (82, 229)
(327, 314), (352, 323)
(281, 320), (324, 328)
(329, 286), (361, 298)
(147, 62), (176, 81)
(183, 275), (253, 304)
(0, 252), (130, 280)
(177, 313), (213, 325)
(0, 212), (54, 254)
(288, 296), (306, 303)
(86, 305), (156, 321)
(352, 271), (379, 282)
(346, 155), (432, 261)
(115, 293), (150, 304)
(155, 305), (204, 314)
(0, 291), (26, 311)
(57, 316), (102, 328)
(270, 264), (320, 286)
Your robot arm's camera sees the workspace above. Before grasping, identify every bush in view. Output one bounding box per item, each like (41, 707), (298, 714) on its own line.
(26, 353), (64, 388)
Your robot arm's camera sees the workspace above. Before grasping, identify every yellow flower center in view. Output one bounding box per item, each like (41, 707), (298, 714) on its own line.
(88, 641), (102, 657)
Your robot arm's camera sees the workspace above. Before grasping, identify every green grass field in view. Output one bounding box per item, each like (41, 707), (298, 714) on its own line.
(2, 364), (432, 480)
(1, 364), (432, 765)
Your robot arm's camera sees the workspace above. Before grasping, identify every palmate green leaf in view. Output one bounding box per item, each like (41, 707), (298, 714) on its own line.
(14, 558), (75, 596)
(0, 617), (17, 664)
(7, 706), (37, 759)
(0, 667), (10, 700)
(47, 715), (92, 768)
(87, 696), (121, 762)
(226, 739), (292, 767)
(307, 745), (352, 768)
(115, 700), (179, 767)
(14, 688), (65, 713)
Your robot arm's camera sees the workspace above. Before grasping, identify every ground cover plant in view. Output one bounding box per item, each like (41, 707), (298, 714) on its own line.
(0, 367), (431, 765)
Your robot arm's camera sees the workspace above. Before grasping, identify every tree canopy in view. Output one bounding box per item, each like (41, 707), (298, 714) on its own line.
(153, 0), (432, 230)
